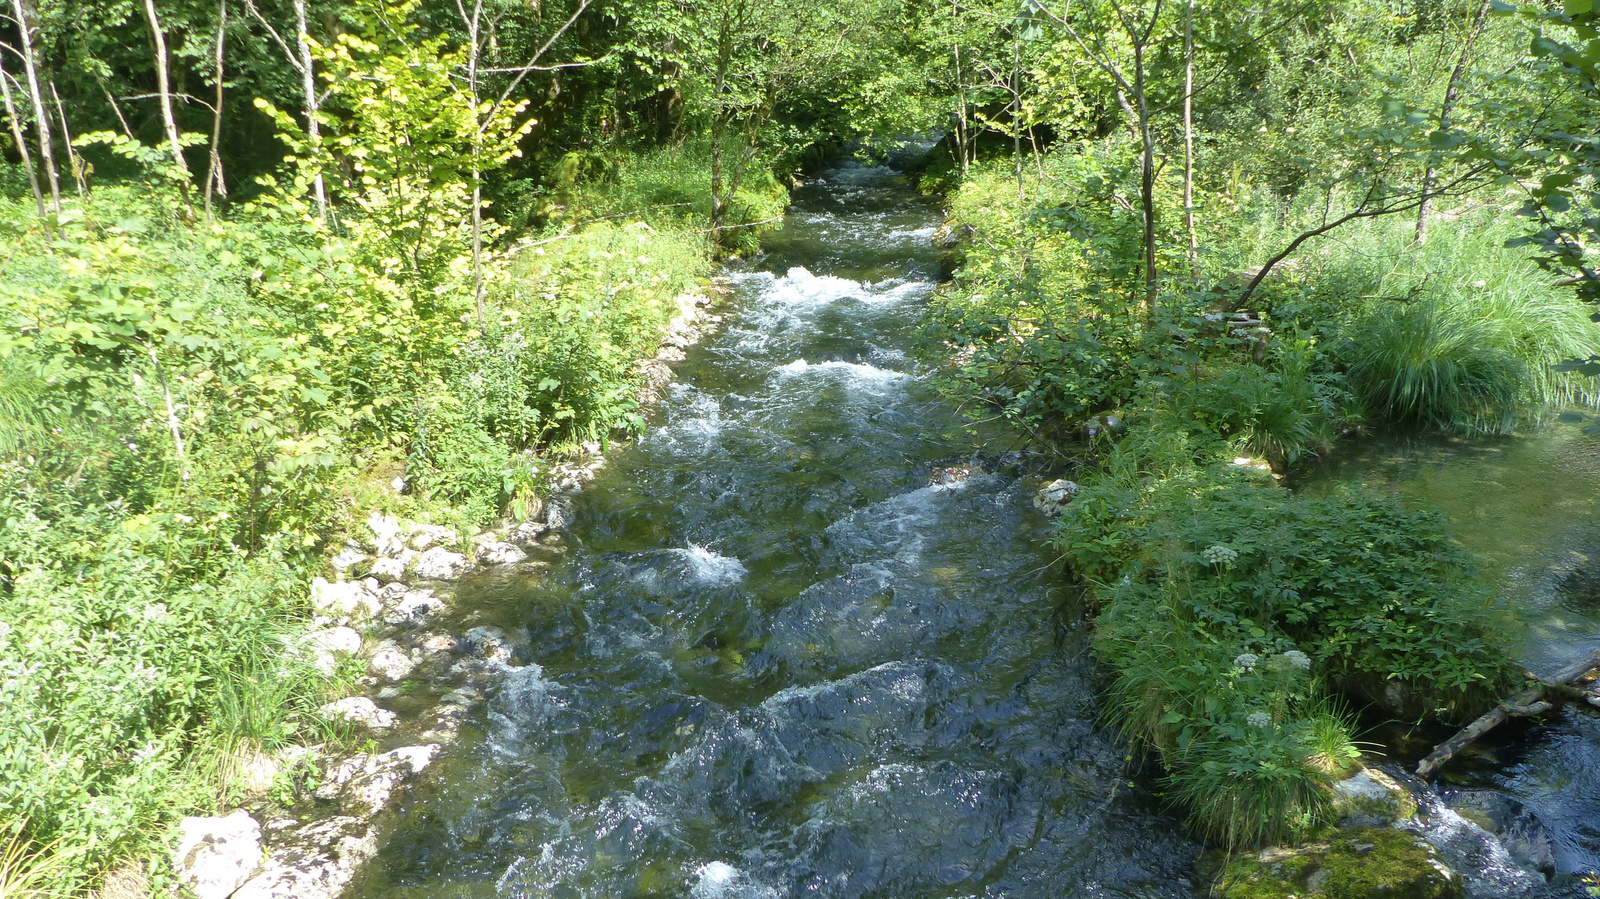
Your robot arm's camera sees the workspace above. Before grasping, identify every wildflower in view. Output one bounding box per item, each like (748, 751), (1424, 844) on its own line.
(1247, 711), (1272, 729)
(1201, 544), (1239, 566)
(1282, 650), (1312, 671)
(1233, 652), (1259, 670)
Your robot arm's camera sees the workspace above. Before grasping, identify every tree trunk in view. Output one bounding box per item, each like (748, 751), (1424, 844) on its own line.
(1134, 42), (1157, 313)
(710, 112), (728, 241)
(952, 0), (969, 182)
(10, 0), (60, 212)
(1416, 649), (1600, 778)
(292, 0), (328, 218)
(464, 0), (486, 322)
(0, 68), (45, 216)
(1415, 0), (1491, 245)
(1183, 0), (1197, 273)
(49, 82), (83, 196)
(143, 0), (193, 190)
(1012, 26), (1023, 203)
(205, 0), (228, 220)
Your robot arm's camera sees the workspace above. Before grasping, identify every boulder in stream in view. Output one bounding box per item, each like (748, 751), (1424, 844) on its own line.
(172, 810), (263, 899)
(1333, 768), (1417, 827)
(1208, 828), (1462, 899)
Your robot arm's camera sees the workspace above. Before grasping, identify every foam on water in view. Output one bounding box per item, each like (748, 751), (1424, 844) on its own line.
(774, 358), (909, 389)
(675, 544), (747, 585)
(764, 266), (867, 310)
(690, 861), (780, 899)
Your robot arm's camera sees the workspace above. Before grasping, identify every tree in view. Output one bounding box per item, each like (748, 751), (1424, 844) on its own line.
(4, 0), (60, 212)
(1030, 0), (1168, 311)
(665, 0), (898, 248)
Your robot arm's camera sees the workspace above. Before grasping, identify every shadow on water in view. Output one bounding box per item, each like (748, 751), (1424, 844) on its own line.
(349, 164), (1200, 899)
(1301, 430), (1600, 878)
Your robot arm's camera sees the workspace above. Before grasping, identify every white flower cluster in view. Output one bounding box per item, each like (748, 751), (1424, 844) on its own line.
(1282, 650), (1312, 671)
(1247, 711), (1272, 729)
(1201, 544), (1239, 565)
(1232, 652), (1259, 670)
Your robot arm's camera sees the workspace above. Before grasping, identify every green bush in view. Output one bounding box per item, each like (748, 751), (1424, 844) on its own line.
(1054, 447), (1519, 847)
(0, 461), (338, 888)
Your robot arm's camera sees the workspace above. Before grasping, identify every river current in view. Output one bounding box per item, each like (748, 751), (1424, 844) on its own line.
(350, 164), (1201, 897)
(350, 162), (1600, 899)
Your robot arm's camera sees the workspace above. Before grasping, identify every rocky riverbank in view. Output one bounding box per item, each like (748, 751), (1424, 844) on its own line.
(168, 283), (727, 899)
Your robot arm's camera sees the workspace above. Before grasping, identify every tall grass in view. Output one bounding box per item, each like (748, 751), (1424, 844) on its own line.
(0, 830), (68, 899)
(1312, 211), (1600, 433)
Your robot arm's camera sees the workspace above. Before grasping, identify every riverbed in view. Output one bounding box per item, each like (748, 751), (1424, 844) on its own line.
(349, 164), (1200, 898)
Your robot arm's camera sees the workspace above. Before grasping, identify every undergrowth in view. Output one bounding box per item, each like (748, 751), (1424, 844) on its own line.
(926, 148), (1540, 849)
(0, 127), (726, 892)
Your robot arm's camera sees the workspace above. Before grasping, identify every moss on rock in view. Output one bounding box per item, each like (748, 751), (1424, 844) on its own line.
(1209, 829), (1462, 899)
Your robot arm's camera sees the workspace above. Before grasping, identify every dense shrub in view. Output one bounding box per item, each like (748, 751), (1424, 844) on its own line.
(1052, 444), (1518, 846)
(0, 134), (716, 889)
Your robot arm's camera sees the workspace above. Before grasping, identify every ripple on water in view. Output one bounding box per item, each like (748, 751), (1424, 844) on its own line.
(350, 161), (1200, 899)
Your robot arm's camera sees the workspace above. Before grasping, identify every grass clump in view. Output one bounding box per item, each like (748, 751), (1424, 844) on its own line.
(1277, 212), (1600, 435)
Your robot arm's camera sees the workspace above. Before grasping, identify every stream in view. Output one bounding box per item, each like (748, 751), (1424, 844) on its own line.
(350, 163), (1600, 898)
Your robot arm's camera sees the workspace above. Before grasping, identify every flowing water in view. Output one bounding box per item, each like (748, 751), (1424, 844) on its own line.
(350, 164), (1201, 899)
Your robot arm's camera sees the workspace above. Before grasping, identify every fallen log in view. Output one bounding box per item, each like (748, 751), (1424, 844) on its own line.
(1416, 649), (1600, 779)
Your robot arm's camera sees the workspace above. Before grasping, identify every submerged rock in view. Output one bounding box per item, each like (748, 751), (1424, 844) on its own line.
(172, 810), (262, 899)
(1443, 791), (1555, 877)
(1333, 768), (1417, 827)
(1210, 828), (1462, 899)
(1033, 479), (1079, 517)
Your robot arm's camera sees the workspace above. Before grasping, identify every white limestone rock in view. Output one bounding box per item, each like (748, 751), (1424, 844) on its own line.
(411, 547), (472, 581)
(366, 513), (405, 557)
(405, 523), (456, 553)
(313, 745), (438, 817)
(172, 811), (263, 899)
(369, 550), (414, 584)
(230, 816), (378, 899)
(328, 546), (368, 579)
(475, 541), (527, 566)
(1033, 479), (1079, 517)
(366, 640), (415, 682)
(301, 627), (362, 675)
(506, 520), (548, 548)
(317, 696), (397, 731)
(381, 589), (445, 627)
(308, 578), (382, 625)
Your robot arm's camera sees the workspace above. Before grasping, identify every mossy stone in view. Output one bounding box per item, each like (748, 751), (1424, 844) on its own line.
(1210, 829), (1462, 899)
